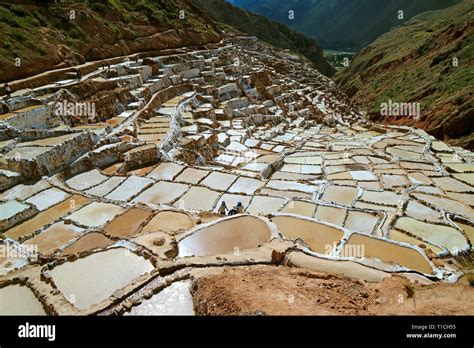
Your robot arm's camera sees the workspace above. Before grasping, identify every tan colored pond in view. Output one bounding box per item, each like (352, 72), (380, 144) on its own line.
(246, 196), (286, 215)
(5, 195), (90, 240)
(104, 208), (153, 238)
(140, 211), (194, 234)
(68, 202), (125, 227)
(280, 200), (316, 217)
(50, 248), (154, 310)
(133, 181), (189, 205)
(147, 162), (184, 180)
(394, 217), (468, 253)
(314, 205), (346, 226)
(344, 211), (379, 235)
(341, 233), (433, 274)
(200, 172), (237, 191)
(60, 232), (113, 256)
(175, 168), (209, 184)
(272, 215), (344, 254)
(178, 216), (271, 257)
(0, 284), (46, 315)
(228, 177), (264, 195)
(23, 222), (84, 255)
(321, 185), (358, 206)
(388, 229), (443, 254)
(125, 281), (194, 315)
(175, 187), (221, 211)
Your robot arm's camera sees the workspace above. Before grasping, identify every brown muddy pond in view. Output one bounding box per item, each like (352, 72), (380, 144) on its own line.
(178, 216), (271, 257)
(272, 215), (344, 254)
(341, 233), (433, 274)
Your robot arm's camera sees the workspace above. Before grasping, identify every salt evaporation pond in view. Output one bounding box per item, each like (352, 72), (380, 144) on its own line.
(49, 248), (153, 310)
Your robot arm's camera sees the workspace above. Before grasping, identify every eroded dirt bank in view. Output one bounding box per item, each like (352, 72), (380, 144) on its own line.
(191, 265), (474, 315)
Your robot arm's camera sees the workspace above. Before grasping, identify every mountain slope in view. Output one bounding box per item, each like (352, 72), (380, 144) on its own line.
(230, 0), (461, 50)
(192, 0), (334, 76)
(335, 0), (474, 149)
(0, 0), (222, 83)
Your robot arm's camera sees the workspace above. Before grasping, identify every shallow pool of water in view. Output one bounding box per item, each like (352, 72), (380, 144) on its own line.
(50, 248), (154, 310)
(272, 215), (344, 254)
(0, 284), (46, 315)
(125, 281), (194, 315)
(178, 216), (271, 257)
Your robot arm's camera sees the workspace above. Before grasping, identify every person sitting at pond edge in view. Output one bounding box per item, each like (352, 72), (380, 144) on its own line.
(235, 202), (244, 214)
(218, 201), (228, 215)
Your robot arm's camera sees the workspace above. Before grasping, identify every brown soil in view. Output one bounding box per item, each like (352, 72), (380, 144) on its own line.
(191, 265), (474, 315)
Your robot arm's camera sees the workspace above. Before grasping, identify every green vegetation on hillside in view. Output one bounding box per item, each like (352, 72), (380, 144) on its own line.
(192, 0), (335, 76)
(0, 0), (221, 82)
(231, 0), (461, 51)
(335, 0), (474, 149)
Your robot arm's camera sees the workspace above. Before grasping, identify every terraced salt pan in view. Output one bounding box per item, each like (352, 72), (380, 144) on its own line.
(105, 176), (153, 201)
(147, 162), (184, 180)
(320, 185), (358, 206)
(49, 248), (153, 310)
(405, 200), (441, 222)
(431, 177), (474, 193)
(394, 217), (468, 253)
(175, 187), (221, 211)
(388, 229), (443, 254)
(23, 222), (84, 255)
(243, 195), (285, 215)
(344, 211), (379, 235)
(104, 208), (153, 238)
(387, 147), (423, 160)
(412, 193), (474, 220)
(66, 169), (108, 191)
(0, 200), (31, 221)
(4, 195), (90, 240)
(341, 233), (433, 274)
(175, 168), (209, 184)
(133, 181), (189, 205)
(25, 187), (69, 211)
(314, 205), (346, 226)
(228, 177), (264, 195)
(0, 180), (50, 201)
(446, 192), (474, 206)
(59, 232), (113, 256)
(140, 211), (194, 234)
(125, 281), (194, 315)
(349, 171), (376, 181)
(284, 156), (322, 165)
(361, 190), (400, 206)
(200, 172), (237, 191)
(67, 202), (125, 227)
(0, 284), (46, 315)
(266, 180), (317, 194)
(85, 176), (125, 197)
(178, 216), (271, 257)
(280, 200), (316, 217)
(272, 215), (344, 254)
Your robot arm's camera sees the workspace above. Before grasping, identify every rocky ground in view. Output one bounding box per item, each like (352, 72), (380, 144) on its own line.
(0, 33), (473, 316)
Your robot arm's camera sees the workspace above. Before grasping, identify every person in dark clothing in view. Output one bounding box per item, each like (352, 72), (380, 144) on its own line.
(76, 69), (82, 81)
(235, 202), (244, 214)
